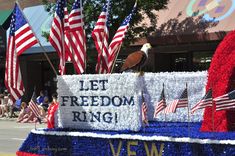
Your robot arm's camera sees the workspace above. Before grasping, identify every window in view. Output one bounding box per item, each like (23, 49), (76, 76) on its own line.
(193, 51), (213, 71)
(171, 53), (188, 71)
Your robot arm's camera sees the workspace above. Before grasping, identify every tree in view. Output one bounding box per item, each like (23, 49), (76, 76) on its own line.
(42, 0), (169, 46)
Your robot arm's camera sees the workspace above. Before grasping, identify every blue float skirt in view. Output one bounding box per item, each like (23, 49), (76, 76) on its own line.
(17, 122), (235, 156)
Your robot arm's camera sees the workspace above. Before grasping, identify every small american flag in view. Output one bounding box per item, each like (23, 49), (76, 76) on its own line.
(65, 0), (86, 74)
(164, 87), (188, 113)
(49, 0), (66, 75)
(191, 89), (212, 114)
(28, 91), (41, 123)
(5, 3), (38, 102)
(141, 92), (148, 125)
(107, 1), (137, 73)
(214, 90), (235, 111)
(142, 101), (148, 125)
(92, 0), (110, 74)
(154, 87), (166, 118)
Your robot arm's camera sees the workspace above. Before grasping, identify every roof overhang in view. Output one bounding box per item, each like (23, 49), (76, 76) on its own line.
(0, 10), (12, 30)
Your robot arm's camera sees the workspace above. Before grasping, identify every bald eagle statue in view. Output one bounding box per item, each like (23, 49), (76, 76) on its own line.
(120, 43), (152, 72)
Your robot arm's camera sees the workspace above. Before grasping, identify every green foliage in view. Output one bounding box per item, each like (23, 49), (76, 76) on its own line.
(42, 0), (169, 46)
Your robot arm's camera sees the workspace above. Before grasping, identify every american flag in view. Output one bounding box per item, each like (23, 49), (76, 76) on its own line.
(214, 90), (235, 111)
(107, 1), (137, 73)
(191, 89), (213, 114)
(28, 91), (41, 123)
(92, 0), (110, 74)
(49, 0), (66, 75)
(65, 0), (86, 74)
(164, 87), (188, 113)
(141, 92), (148, 125)
(142, 101), (148, 125)
(5, 3), (38, 102)
(154, 87), (166, 118)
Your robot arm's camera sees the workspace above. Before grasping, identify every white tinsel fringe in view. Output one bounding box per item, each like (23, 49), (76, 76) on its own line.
(31, 128), (235, 145)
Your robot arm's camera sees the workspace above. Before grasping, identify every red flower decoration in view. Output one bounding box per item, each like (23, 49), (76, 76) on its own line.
(201, 31), (235, 132)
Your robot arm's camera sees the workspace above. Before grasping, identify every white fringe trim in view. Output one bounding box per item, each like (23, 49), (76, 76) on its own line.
(31, 128), (235, 145)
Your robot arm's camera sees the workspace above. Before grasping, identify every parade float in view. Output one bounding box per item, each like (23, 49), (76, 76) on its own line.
(12, 0), (235, 155)
(16, 70), (235, 156)
(16, 31), (235, 156)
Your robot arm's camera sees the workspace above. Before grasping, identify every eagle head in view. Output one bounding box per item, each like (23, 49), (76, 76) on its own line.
(120, 43), (152, 72)
(141, 43), (152, 56)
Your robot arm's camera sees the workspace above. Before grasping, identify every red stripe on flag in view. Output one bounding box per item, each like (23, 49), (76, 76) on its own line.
(29, 100), (41, 118)
(49, 13), (65, 75)
(64, 2), (86, 74)
(92, 2), (110, 74)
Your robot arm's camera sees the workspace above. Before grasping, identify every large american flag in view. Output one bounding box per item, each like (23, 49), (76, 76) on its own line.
(214, 90), (235, 111)
(164, 87), (188, 113)
(49, 0), (66, 75)
(107, 1), (137, 73)
(65, 0), (86, 74)
(28, 90), (41, 123)
(191, 89), (213, 114)
(92, 0), (110, 74)
(154, 87), (166, 118)
(5, 3), (38, 102)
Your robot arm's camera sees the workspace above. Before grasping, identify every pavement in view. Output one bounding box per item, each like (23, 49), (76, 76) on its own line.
(0, 118), (46, 155)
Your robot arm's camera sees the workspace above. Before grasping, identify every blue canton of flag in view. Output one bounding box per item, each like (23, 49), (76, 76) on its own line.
(56, 0), (66, 20)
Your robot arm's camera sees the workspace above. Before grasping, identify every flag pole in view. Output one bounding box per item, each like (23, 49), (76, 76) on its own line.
(110, 0), (138, 73)
(61, 10), (66, 75)
(16, 1), (58, 76)
(186, 83), (190, 137)
(102, 0), (110, 74)
(210, 83), (215, 132)
(110, 45), (122, 73)
(141, 90), (145, 130)
(212, 102), (215, 132)
(163, 83), (167, 121)
(80, 0), (87, 74)
(34, 120), (37, 130)
(39, 42), (58, 76)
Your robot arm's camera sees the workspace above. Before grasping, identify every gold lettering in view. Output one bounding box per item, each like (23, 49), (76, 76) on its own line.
(109, 140), (122, 156)
(127, 141), (138, 156)
(144, 142), (164, 156)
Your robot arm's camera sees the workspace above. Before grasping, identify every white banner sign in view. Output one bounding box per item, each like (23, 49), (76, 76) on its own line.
(57, 73), (142, 131)
(57, 71), (207, 131)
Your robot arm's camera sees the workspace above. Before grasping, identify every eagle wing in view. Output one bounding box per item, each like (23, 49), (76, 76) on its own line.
(120, 51), (145, 72)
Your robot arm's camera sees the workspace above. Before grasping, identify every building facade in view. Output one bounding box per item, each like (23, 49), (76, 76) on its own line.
(128, 0), (234, 73)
